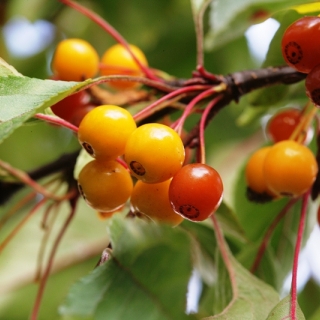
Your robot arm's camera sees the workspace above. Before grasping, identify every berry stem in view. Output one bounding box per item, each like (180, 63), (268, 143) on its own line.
(174, 87), (217, 136)
(0, 198), (47, 253)
(0, 191), (37, 231)
(30, 197), (77, 320)
(211, 214), (238, 297)
(0, 159), (74, 201)
(199, 95), (223, 164)
(290, 191), (310, 320)
(34, 113), (79, 133)
(59, 0), (158, 81)
(250, 197), (299, 273)
(289, 102), (317, 143)
(133, 85), (211, 122)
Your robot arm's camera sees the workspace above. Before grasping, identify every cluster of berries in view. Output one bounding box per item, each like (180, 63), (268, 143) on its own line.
(245, 14), (320, 203)
(49, 38), (147, 126)
(76, 105), (223, 225)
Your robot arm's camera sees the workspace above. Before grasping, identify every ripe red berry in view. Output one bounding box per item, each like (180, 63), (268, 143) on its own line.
(169, 163), (223, 222)
(51, 90), (91, 123)
(266, 108), (303, 143)
(306, 64), (320, 106)
(281, 16), (320, 73)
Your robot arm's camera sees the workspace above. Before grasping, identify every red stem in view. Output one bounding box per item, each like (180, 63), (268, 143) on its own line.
(174, 87), (216, 135)
(30, 201), (77, 320)
(198, 95), (223, 164)
(250, 197), (299, 273)
(133, 85), (210, 122)
(34, 113), (78, 133)
(211, 215), (238, 296)
(290, 191), (310, 320)
(59, 0), (158, 81)
(0, 198), (47, 253)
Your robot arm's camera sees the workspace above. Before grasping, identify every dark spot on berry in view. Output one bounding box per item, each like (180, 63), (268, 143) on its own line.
(78, 183), (86, 200)
(82, 142), (95, 157)
(179, 204), (199, 219)
(285, 42), (303, 64)
(311, 88), (320, 106)
(246, 187), (274, 203)
(130, 161), (145, 176)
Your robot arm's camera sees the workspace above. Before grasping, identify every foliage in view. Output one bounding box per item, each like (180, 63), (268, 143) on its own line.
(0, 0), (320, 320)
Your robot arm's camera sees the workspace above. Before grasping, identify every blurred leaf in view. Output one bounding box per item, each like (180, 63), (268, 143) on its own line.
(60, 217), (195, 320)
(292, 2), (320, 14)
(205, 0), (311, 51)
(266, 295), (305, 319)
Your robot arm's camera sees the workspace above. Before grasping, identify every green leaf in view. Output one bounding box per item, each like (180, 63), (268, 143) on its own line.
(266, 295), (305, 319)
(182, 221), (279, 319)
(204, 252), (279, 319)
(205, 0), (311, 51)
(60, 217), (195, 320)
(0, 59), (89, 145)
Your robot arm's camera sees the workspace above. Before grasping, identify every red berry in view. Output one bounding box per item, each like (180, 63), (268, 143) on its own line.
(281, 16), (320, 73)
(266, 108), (302, 143)
(306, 64), (320, 106)
(51, 90), (90, 122)
(169, 163), (223, 222)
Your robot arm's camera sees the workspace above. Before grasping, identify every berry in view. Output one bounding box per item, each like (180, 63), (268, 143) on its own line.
(100, 43), (148, 90)
(124, 123), (185, 183)
(266, 108), (303, 143)
(306, 64), (320, 106)
(281, 16), (320, 73)
(130, 179), (184, 226)
(245, 146), (275, 202)
(52, 38), (99, 81)
(51, 90), (91, 123)
(78, 159), (133, 212)
(78, 105), (137, 161)
(263, 140), (318, 197)
(70, 105), (96, 127)
(169, 163), (223, 222)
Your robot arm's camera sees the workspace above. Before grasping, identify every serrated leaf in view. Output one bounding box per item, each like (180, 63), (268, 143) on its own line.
(266, 295), (305, 319)
(182, 220), (279, 319)
(60, 217), (195, 320)
(203, 251), (279, 319)
(0, 59), (90, 145)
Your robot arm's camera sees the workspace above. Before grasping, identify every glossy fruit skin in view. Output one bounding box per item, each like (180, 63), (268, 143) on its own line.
(169, 163), (223, 222)
(266, 108), (302, 143)
(264, 140), (318, 197)
(245, 146), (275, 196)
(130, 179), (184, 226)
(124, 123), (185, 183)
(51, 90), (91, 123)
(78, 159), (133, 212)
(281, 16), (320, 73)
(306, 64), (320, 106)
(100, 43), (148, 90)
(52, 38), (99, 81)
(78, 105), (137, 161)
